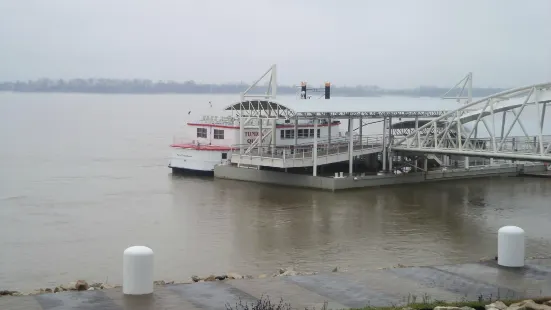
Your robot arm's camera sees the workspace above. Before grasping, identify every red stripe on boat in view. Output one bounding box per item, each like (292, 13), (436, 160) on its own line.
(170, 144), (235, 151)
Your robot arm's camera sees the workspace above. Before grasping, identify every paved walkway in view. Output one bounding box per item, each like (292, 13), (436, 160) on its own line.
(2, 259), (551, 310)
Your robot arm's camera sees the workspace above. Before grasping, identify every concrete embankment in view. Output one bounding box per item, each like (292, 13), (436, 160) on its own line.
(214, 163), (548, 191)
(2, 258), (551, 310)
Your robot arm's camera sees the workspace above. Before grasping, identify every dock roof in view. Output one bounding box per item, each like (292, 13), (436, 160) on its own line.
(224, 97), (452, 119)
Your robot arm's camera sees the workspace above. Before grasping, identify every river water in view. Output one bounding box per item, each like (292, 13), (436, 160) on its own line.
(1, 93), (551, 291)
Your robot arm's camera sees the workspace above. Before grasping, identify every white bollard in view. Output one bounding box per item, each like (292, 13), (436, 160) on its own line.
(498, 226), (525, 267)
(335, 172), (339, 178)
(123, 246), (154, 295)
(339, 172), (344, 178)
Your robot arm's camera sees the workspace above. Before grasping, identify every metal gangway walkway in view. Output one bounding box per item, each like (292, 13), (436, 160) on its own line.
(391, 83), (551, 163)
(230, 135), (384, 169)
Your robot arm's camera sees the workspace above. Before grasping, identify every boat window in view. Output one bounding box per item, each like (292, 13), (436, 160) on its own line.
(213, 129), (224, 139)
(298, 129), (308, 138)
(280, 129), (296, 139)
(309, 129), (314, 137)
(197, 128), (207, 138)
(284, 129), (295, 139)
(221, 153), (227, 159)
(317, 129), (320, 138)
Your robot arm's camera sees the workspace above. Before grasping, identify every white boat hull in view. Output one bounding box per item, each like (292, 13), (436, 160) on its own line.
(169, 148), (229, 173)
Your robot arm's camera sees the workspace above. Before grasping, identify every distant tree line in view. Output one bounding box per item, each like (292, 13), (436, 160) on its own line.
(0, 78), (506, 98)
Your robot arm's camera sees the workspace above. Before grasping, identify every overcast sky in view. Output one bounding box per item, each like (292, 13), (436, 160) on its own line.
(1, 0), (550, 88)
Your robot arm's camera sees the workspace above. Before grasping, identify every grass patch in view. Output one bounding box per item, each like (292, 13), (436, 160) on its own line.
(225, 296), (293, 310)
(354, 295), (551, 310)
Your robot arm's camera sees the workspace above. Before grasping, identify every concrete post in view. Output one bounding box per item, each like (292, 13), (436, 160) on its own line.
(388, 151), (393, 172)
(424, 157), (428, 171)
(348, 117), (354, 176)
(498, 226), (525, 267)
(123, 246), (154, 295)
(313, 117), (318, 176)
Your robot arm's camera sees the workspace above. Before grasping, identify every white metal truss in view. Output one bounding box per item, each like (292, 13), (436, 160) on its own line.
(226, 65), (449, 120)
(240, 64), (278, 101)
(243, 121), (274, 154)
(441, 72), (473, 104)
(392, 83), (551, 162)
(228, 99), (295, 119)
(292, 111), (448, 119)
(226, 99), (449, 120)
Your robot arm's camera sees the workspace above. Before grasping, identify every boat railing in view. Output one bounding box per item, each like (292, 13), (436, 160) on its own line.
(229, 134), (385, 163)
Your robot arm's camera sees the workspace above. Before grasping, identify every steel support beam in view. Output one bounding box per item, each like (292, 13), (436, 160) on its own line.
(294, 118), (298, 146)
(388, 117), (393, 172)
(313, 117), (318, 176)
(328, 116), (332, 147)
(348, 117), (354, 176)
(239, 117), (245, 154)
(382, 117), (387, 172)
(359, 116), (363, 148)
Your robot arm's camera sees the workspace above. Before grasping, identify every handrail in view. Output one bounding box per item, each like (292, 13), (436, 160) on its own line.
(229, 135), (385, 165)
(396, 135), (551, 154)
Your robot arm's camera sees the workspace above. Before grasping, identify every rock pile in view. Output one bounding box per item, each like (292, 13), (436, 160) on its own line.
(187, 267), (318, 283)
(189, 273), (253, 283)
(486, 300), (551, 310)
(0, 267), (321, 297)
(411, 301), (551, 310)
(0, 280), (122, 297)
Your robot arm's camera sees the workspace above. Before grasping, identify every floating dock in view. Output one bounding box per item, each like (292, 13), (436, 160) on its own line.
(3, 258), (551, 310)
(215, 162), (548, 191)
(522, 170), (551, 178)
(208, 66), (551, 190)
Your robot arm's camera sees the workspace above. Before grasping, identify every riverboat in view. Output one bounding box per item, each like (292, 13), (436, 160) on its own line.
(169, 65), (341, 174)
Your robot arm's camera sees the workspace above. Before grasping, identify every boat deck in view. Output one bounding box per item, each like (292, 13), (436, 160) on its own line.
(231, 135), (384, 168)
(2, 258), (551, 310)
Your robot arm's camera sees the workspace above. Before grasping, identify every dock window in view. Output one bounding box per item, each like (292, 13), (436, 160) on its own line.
(197, 128), (207, 138)
(213, 129), (224, 139)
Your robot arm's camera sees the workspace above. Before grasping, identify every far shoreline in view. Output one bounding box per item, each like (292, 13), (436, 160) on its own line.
(0, 91), (452, 99)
